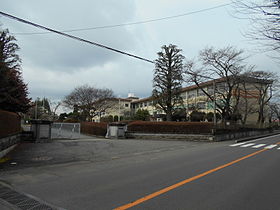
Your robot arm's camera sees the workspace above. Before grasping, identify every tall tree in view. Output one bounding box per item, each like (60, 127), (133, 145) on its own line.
(233, 0), (280, 57)
(0, 28), (31, 113)
(152, 44), (185, 121)
(63, 85), (115, 121)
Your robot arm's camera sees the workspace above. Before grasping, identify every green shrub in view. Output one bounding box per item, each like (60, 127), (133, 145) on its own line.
(133, 109), (150, 121)
(113, 115), (119, 122)
(190, 111), (206, 122)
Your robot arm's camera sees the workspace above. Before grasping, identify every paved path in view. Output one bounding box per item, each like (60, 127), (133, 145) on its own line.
(1, 134), (280, 209)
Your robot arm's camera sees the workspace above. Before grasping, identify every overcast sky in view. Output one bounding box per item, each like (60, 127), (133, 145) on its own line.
(1, 0), (279, 103)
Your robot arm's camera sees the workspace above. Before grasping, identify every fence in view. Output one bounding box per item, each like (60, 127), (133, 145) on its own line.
(0, 110), (21, 157)
(0, 110), (21, 138)
(51, 123), (81, 139)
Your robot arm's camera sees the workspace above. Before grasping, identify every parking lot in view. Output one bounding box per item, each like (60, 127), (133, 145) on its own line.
(0, 137), (212, 171)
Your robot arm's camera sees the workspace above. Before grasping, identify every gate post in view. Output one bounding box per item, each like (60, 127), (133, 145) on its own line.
(30, 120), (53, 142)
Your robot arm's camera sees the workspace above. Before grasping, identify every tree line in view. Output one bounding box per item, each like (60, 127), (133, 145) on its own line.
(153, 44), (279, 125)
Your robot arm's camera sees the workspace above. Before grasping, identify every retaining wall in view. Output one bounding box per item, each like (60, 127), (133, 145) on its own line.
(0, 134), (21, 158)
(126, 128), (275, 142)
(0, 110), (21, 158)
(214, 129), (273, 141)
(126, 132), (214, 141)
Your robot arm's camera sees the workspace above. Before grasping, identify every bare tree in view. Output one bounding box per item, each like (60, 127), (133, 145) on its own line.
(152, 44), (185, 121)
(232, 0), (280, 57)
(49, 100), (61, 121)
(63, 85), (115, 121)
(247, 70), (277, 124)
(234, 75), (259, 125)
(269, 102), (280, 122)
(185, 46), (250, 123)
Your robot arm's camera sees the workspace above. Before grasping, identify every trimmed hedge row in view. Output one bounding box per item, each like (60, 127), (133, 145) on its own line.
(80, 122), (108, 136)
(0, 110), (21, 138)
(127, 121), (214, 134)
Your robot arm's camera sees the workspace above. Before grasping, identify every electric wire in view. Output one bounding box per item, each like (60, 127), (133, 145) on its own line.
(11, 2), (232, 35)
(0, 11), (154, 64)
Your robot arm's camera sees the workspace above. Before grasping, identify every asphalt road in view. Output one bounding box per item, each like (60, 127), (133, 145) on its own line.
(1, 134), (280, 210)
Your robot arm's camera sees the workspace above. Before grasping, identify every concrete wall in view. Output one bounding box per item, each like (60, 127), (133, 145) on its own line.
(126, 129), (275, 142)
(126, 132), (214, 141)
(0, 110), (21, 158)
(214, 129), (273, 141)
(0, 134), (21, 158)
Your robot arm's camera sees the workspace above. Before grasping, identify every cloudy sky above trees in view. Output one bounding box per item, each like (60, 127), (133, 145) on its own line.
(1, 0), (279, 102)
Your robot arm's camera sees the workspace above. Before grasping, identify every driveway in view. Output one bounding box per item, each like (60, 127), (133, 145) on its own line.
(0, 138), (214, 171)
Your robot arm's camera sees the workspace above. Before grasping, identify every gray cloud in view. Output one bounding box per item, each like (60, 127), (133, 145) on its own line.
(2, 0), (137, 71)
(1, 0), (279, 103)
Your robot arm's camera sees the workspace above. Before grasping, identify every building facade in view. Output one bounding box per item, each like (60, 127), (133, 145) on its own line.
(93, 76), (272, 124)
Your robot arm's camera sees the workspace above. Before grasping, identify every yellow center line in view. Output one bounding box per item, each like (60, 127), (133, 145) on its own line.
(114, 147), (270, 210)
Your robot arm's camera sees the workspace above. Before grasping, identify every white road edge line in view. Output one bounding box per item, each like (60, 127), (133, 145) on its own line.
(252, 144), (266, 148)
(264, 145), (278, 149)
(230, 142), (247, 147)
(241, 143), (255, 148)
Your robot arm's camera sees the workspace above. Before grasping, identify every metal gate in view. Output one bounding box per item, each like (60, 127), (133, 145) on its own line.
(51, 123), (81, 139)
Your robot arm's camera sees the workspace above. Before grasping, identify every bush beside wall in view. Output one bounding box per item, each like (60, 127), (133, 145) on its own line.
(0, 110), (21, 138)
(127, 121), (214, 134)
(80, 122), (108, 136)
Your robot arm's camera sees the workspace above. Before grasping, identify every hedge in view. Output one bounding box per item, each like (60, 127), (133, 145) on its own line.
(127, 121), (214, 134)
(80, 122), (108, 136)
(0, 110), (21, 138)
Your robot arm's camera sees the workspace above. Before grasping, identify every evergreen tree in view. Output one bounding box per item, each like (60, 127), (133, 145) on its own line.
(0, 28), (31, 113)
(152, 44), (185, 121)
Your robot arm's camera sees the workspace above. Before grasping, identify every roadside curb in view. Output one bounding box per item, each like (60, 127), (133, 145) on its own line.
(235, 131), (280, 143)
(0, 180), (66, 210)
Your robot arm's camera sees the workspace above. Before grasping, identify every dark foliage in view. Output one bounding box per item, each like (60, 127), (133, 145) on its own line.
(80, 122), (108, 136)
(153, 44), (185, 121)
(127, 121), (213, 134)
(0, 29), (31, 113)
(0, 110), (21, 138)
(190, 111), (206, 122)
(133, 109), (150, 121)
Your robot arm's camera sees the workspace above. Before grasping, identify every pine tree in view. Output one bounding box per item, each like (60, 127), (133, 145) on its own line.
(0, 28), (31, 113)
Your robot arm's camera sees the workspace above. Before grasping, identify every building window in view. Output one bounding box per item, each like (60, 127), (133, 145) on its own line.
(208, 86), (214, 95)
(188, 90), (196, 98)
(197, 89), (206, 96)
(180, 92), (186, 99)
(125, 103), (129, 108)
(217, 82), (227, 92)
(197, 102), (206, 110)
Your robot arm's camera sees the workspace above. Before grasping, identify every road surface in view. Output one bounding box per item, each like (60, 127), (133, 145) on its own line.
(1, 134), (280, 210)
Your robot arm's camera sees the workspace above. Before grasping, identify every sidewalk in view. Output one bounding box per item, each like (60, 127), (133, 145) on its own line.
(0, 199), (19, 210)
(0, 181), (64, 210)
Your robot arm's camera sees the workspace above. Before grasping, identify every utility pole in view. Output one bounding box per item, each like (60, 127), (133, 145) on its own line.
(118, 96), (121, 122)
(213, 79), (217, 127)
(35, 100), (38, 119)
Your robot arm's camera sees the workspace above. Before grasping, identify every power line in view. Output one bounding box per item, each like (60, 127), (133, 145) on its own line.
(11, 2), (232, 35)
(0, 11), (154, 64)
